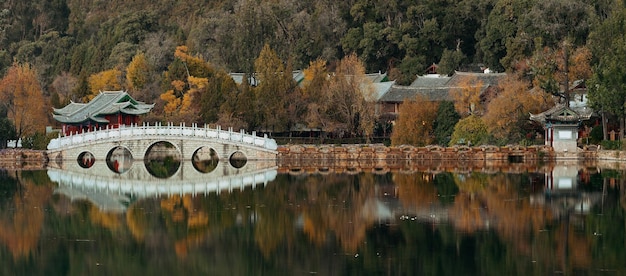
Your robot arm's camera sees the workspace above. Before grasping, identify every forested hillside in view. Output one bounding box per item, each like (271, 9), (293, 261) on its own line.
(0, 0), (623, 148)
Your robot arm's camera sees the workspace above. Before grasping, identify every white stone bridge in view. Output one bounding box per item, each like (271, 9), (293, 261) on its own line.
(47, 123), (279, 165)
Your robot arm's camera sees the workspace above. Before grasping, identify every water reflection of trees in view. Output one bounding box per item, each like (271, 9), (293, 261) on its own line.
(0, 168), (626, 274)
(0, 171), (52, 259)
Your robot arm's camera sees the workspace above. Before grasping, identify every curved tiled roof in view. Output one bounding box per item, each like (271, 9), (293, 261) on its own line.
(53, 91), (154, 124)
(529, 104), (593, 124)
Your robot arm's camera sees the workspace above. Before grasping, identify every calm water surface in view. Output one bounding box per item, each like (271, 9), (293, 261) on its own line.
(0, 161), (624, 275)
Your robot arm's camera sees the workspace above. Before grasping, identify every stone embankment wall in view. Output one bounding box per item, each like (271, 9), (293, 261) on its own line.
(277, 144), (562, 174)
(0, 149), (48, 170)
(0, 145), (608, 171)
(594, 150), (626, 170)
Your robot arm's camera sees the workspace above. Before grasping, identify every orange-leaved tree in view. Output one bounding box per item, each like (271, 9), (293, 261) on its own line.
(391, 95), (439, 146)
(483, 76), (553, 142)
(0, 62), (49, 140)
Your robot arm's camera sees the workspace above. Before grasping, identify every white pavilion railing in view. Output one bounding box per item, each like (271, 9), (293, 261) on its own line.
(47, 122), (278, 151)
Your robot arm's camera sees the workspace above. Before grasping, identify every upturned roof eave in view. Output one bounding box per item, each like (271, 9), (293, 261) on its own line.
(53, 114), (110, 125)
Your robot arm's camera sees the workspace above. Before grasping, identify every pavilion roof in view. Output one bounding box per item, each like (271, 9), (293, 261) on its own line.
(529, 104), (593, 124)
(52, 91), (154, 124)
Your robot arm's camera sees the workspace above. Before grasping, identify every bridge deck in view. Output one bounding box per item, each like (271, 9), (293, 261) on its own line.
(48, 123), (278, 151)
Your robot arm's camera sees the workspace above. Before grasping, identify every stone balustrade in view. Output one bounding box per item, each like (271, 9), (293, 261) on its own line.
(47, 122), (278, 151)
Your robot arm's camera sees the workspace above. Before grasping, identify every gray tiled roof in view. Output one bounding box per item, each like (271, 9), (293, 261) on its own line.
(380, 85), (452, 102)
(380, 72), (507, 103)
(370, 81), (395, 101)
(53, 91), (154, 124)
(447, 71), (506, 87)
(409, 74), (451, 87)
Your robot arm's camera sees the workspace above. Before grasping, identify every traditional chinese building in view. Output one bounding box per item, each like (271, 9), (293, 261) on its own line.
(53, 91), (154, 136)
(530, 104), (593, 152)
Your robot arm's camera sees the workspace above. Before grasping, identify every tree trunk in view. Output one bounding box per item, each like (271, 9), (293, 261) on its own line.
(619, 116), (624, 141)
(602, 111), (608, 141)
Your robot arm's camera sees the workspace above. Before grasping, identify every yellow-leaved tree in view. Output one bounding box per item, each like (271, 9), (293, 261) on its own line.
(303, 58), (332, 136)
(391, 95), (439, 146)
(126, 52), (151, 101)
(451, 76), (483, 116)
(160, 45), (225, 124)
(326, 53), (376, 141)
(86, 68), (123, 101)
(0, 62), (49, 140)
(161, 79), (185, 119)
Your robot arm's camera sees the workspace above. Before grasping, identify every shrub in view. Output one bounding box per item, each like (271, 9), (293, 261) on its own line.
(589, 126), (603, 144)
(600, 140), (621, 150)
(22, 132), (55, 150)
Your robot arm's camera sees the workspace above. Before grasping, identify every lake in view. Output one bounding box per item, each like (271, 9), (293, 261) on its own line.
(0, 160), (624, 275)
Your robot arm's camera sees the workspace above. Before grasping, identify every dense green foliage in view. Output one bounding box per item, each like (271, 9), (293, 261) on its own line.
(449, 115), (490, 146)
(0, 0), (623, 144)
(0, 0), (605, 87)
(0, 106), (16, 149)
(434, 101), (460, 146)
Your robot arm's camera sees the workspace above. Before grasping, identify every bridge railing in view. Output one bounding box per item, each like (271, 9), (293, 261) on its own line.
(47, 122), (278, 151)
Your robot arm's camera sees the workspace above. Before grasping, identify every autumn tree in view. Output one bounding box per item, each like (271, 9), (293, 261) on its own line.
(391, 95), (439, 146)
(530, 43), (592, 105)
(303, 59), (333, 138)
(87, 68), (124, 101)
(160, 79), (191, 122)
(126, 53), (150, 93)
(0, 62), (49, 141)
(483, 76), (553, 143)
(451, 76), (483, 116)
(326, 53), (377, 141)
(160, 45), (229, 124)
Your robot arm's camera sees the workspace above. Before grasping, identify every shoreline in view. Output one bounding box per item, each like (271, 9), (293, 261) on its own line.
(1, 145), (626, 171)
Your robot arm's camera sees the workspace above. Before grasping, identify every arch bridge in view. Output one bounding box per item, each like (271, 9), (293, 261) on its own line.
(47, 123), (279, 165)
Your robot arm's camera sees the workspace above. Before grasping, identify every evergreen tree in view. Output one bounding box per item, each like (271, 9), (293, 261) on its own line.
(434, 101), (460, 146)
(0, 105), (16, 149)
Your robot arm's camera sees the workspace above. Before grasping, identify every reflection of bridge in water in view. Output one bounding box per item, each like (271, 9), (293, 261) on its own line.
(48, 160), (278, 212)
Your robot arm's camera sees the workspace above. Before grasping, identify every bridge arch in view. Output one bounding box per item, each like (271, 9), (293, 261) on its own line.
(229, 151), (247, 169)
(106, 146), (133, 173)
(77, 151), (95, 168)
(192, 147), (220, 173)
(47, 123), (278, 169)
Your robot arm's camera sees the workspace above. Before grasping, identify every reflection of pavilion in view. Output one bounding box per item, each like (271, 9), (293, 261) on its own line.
(530, 164), (602, 216)
(49, 161), (277, 213)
